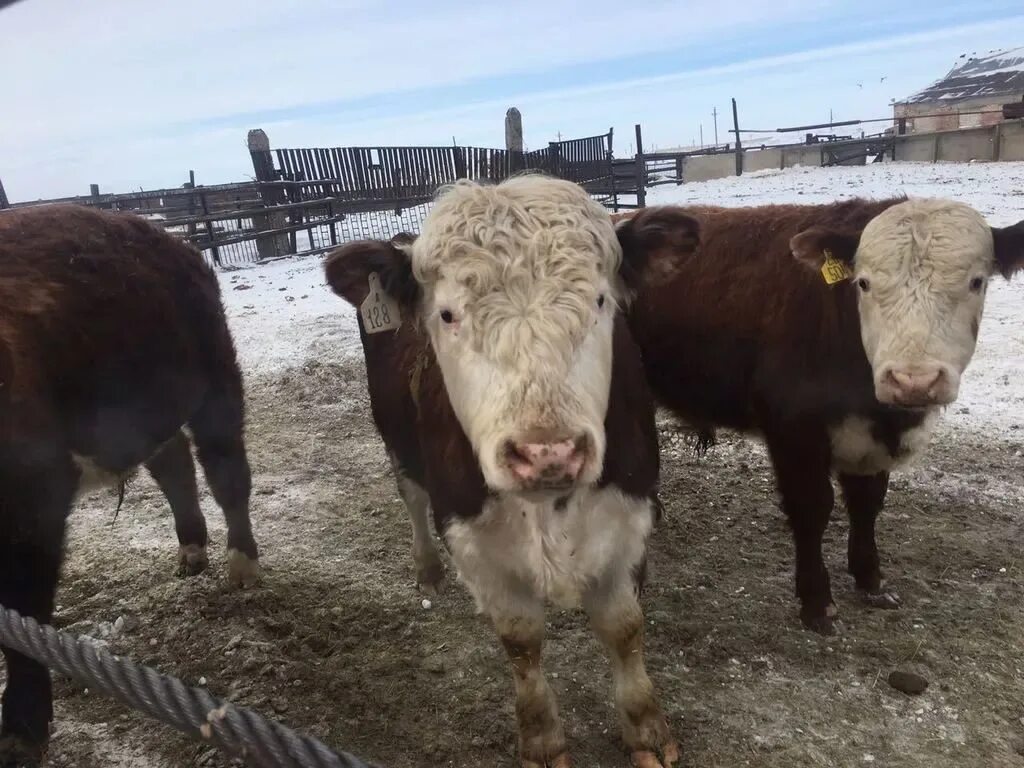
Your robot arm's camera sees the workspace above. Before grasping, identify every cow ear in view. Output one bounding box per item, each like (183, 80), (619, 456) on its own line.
(991, 220), (1024, 278)
(615, 207), (700, 293)
(324, 238), (419, 309)
(790, 226), (860, 271)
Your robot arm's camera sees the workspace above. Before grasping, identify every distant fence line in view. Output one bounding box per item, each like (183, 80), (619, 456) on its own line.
(3, 127), (630, 268)
(7, 108), (1022, 268)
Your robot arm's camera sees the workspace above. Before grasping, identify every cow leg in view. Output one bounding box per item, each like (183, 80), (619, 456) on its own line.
(393, 469), (444, 593)
(584, 581), (678, 768)
(189, 390), (259, 588)
(492, 601), (569, 768)
(765, 428), (837, 634)
(0, 465), (74, 767)
(839, 472), (900, 609)
(145, 430), (209, 577)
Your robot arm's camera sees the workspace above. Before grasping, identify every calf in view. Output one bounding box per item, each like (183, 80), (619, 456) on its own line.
(617, 198), (1024, 634)
(0, 204), (259, 766)
(326, 176), (698, 768)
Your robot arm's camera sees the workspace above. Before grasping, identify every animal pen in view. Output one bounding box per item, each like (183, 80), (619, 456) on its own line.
(3, 128), (624, 269)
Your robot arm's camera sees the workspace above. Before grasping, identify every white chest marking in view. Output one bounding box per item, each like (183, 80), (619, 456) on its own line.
(828, 410), (938, 476)
(443, 487), (655, 612)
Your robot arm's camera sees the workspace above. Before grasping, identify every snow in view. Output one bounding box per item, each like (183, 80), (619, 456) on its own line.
(217, 160), (1024, 438)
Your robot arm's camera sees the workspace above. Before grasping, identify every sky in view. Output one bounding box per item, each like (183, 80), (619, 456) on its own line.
(2, 0), (1024, 201)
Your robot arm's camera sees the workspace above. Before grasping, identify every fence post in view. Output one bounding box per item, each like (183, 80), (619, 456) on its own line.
(606, 126), (619, 212)
(0, 176), (8, 209)
(548, 141), (562, 180)
(185, 170), (197, 238)
(731, 98), (743, 176)
(199, 190), (221, 267)
(634, 124), (647, 208)
(247, 129), (290, 260)
(506, 107), (524, 173)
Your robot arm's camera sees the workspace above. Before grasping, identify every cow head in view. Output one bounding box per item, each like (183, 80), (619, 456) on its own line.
(791, 198), (1024, 408)
(326, 176), (698, 494)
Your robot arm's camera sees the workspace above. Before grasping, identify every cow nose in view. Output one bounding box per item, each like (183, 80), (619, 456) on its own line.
(504, 435), (587, 487)
(885, 368), (944, 405)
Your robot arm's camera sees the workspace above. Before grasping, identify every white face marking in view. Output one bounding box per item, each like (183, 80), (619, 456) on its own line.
(412, 177), (624, 492)
(828, 412), (939, 476)
(443, 487), (655, 612)
(853, 199), (994, 407)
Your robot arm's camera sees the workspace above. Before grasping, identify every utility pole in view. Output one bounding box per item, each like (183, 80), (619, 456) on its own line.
(699, 123), (704, 148)
(731, 98), (742, 176)
(712, 107), (719, 145)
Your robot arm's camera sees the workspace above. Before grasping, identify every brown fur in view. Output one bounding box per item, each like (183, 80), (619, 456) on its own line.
(618, 198), (929, 634)
(0, 204), (257, 763)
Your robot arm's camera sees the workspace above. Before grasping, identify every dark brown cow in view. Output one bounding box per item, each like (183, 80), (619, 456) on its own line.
(617, 198), (1024, 634)
(0, 205), (259, 766)
(326, 176), (698, 768)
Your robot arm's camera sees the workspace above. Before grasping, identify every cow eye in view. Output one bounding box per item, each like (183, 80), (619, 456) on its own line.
(597, 294), (606, 309)
(969, 277), (985, 293)
(857, 278), (870, 293)
(440, 309), (455, 324)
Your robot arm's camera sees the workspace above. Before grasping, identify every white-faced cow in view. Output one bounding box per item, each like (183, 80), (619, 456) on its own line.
(615, 198), (1024, 634)
(0, 204), (259, 767)
(326, 176), (699, 768)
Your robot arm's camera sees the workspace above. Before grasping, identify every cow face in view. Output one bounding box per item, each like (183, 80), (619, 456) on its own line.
(326, 176), (697, 494)
(792, 199), (1024, 409)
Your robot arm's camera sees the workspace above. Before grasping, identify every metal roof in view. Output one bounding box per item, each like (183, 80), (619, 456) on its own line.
(897, 46), (1024, 105)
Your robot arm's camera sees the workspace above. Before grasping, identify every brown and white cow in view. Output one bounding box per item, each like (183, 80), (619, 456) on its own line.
(616, 198), (1024, 634)
(0, 205), (258, 767)
(326, 176), (697, 768)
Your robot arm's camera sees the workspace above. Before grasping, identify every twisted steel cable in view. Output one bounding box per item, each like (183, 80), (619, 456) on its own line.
(0, 605), (376, 768)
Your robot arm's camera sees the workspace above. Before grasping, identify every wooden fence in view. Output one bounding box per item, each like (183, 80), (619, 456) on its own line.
(250, 130), (619, 207)
(3, 127), (628, 268)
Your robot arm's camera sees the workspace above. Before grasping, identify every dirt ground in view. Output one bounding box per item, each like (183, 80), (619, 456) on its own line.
(10, 350), (1024, 768)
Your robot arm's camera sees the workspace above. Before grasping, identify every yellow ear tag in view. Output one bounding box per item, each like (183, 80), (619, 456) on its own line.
(820, 249), (853, 286)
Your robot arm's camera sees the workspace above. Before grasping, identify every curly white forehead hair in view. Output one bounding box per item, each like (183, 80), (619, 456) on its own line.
(410, 175), (622, 368)
(412, 174), (621, 286)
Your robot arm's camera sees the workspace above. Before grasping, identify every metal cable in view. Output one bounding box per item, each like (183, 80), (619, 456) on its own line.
(0, 605), (377, 768)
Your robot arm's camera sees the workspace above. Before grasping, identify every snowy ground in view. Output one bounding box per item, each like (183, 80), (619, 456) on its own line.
(20, 161), (1024, 768)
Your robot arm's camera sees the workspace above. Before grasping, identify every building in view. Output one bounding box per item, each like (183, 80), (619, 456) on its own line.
(893, 47), (1024, 133)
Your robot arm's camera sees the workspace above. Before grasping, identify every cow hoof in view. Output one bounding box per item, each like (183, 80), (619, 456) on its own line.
(226, 549), (261, 589)
(631, 740), (681, 768)
(861, 587), (901, 609)
(416, 561), (445, 595)
(176, 544), (209, 577)
(800, 604), (838, 635)
(0, 736), (45, 768)
(521, 752), (571, 768)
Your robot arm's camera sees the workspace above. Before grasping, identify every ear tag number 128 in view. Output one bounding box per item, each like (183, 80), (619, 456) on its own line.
(360, 273), (402, 334)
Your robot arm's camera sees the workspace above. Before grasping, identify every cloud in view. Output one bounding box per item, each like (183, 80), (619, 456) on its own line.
(2, 0), (1023, 198)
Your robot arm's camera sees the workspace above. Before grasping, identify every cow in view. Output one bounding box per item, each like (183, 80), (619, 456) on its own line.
(325, 176), (699, 768)
(0, 204), (259, 767)
(614, 198), (1024, 635)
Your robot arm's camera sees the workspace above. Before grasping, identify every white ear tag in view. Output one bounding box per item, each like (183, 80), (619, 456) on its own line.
(360, 272), (401, 334)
